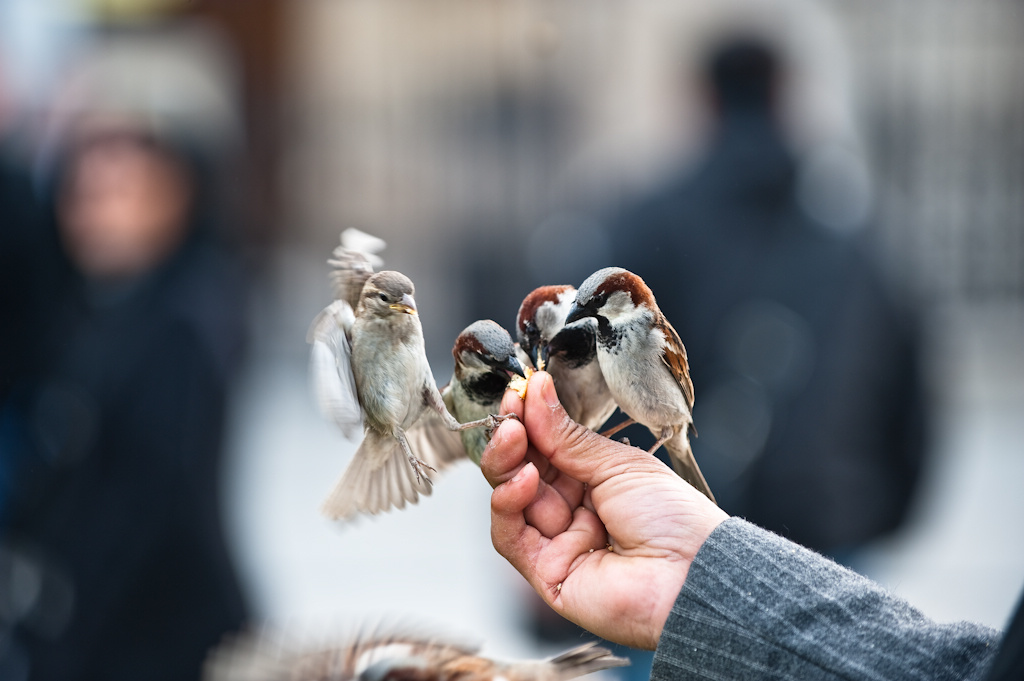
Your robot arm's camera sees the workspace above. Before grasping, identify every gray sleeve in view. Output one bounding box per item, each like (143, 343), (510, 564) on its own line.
(651, 518), (1002, 681)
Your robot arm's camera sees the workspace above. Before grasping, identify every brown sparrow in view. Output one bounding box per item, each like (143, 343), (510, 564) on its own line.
(204, 628), (628, 681)
(515, 285), (619, 432)
(308, 269), (511, 521)
(565, 267), (715, 503)
(407, 320), (526, 466)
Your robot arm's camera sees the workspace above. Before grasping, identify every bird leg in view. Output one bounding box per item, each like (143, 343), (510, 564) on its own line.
(598, 418), (635, 439)
(395, 427), (435, 484)
(457, 412), (519, 432)
(423, 385), (518, 433)
(647, 426), (674, 456)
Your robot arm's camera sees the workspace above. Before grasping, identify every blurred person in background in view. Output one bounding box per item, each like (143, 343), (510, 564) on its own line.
(0, 130), (47, 407)
(0, 95), (58, 533)
(0, 125), (249, 681)
(606, 35), (927, 562)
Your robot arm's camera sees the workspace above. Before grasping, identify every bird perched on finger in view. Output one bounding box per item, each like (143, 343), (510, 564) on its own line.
(408, 320), (527, 466)
(516, 285), (620, 432)
(565, 267), (716, 503)
(308, 240), (513, 521)
(204, 627), (629, 681)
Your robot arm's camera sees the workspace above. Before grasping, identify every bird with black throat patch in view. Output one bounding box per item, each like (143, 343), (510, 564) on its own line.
(407, 319), (527, 466)
(565, 267), (716, 503)
(515, 285), (621, 433)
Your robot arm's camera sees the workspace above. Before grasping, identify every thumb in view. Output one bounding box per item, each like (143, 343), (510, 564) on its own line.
(522, 372), (655, 486)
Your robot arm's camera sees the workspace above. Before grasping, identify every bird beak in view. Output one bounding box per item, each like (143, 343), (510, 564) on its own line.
(528, 344), (541, 369)
(390, 293), (418, 315)
(564, 301), (588, 325)
(538, 342), (551, 369)
(503, 354), (526, 378)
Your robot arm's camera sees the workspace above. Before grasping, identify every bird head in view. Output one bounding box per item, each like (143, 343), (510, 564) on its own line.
(516, 284), (577, 368)
(565, 267), (655, 328)
(361, 270), (418, 318)
(453, 320), (526, 383)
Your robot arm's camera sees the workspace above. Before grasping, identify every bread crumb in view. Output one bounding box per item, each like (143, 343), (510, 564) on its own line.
(509, 366), (534, 399)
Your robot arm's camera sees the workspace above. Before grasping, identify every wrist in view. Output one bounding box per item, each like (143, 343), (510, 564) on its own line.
(650, 507), (729, 646)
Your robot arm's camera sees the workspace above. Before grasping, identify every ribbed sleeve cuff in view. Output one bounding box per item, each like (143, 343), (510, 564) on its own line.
(651, 518), (1000, 681)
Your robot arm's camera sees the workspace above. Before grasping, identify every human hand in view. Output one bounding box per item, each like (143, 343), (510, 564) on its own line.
(481, 372), (729, 650)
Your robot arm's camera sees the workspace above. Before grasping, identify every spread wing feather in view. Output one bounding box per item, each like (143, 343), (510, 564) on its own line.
(329, 228), (386, 309)
(308, 300), (363, 440)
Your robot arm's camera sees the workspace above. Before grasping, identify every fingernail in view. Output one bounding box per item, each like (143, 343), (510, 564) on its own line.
(511, 462), (534, 483)
(540, 373), (560, 409)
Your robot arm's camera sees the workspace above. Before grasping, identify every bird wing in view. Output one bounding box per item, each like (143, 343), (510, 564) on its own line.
(202, 628), (480, 681)
(308, 300), (364, 440)
(405, 385), (469, 470)
(533, 642), (630, 681)
(656, 317), (694, 410)
(329, 249), (376, 310)
(204, 628), (625, 681)
(340, 227), (386, 265)
(350, 633), (479, 681)
(328, 228), (386, 309)
(320, 429), (434, 520)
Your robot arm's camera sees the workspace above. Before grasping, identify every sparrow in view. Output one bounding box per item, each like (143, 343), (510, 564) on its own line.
(204, 628), (629, 681)
(565, 267), (716, 503)
(407, 320), (527, 465)
(515, 285), (620, 432)
(309, 265), (511, 521)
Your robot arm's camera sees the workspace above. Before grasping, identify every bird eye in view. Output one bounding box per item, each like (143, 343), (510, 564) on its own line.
(378, 293), (388, 302)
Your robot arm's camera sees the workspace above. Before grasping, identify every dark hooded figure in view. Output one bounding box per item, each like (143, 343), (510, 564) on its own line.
(0, 128), (248, 680)
(606, 37), (927, 559)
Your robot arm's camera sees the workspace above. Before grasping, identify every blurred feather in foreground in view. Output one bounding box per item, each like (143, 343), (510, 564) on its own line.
(204, 629), (628, 681)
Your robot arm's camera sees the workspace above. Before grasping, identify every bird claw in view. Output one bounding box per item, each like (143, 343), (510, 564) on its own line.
(485, 412), (519, 440)
(407, 455), (437, 484)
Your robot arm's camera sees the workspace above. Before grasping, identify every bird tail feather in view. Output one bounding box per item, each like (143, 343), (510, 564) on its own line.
(666, 436), (717, 505)
(321, 430), (433, 521)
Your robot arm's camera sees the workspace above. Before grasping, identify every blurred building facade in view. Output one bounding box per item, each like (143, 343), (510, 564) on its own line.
(281, 0), (1024, 320)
